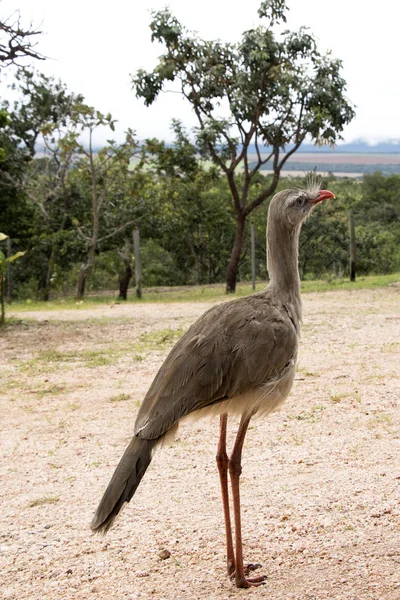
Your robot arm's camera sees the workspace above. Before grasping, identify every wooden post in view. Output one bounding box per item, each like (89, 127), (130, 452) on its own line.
(6, 236), (12, 302)
(348, 210), (356, 282)
(250, 222), (256, 291)
(133, 228), (142, 299)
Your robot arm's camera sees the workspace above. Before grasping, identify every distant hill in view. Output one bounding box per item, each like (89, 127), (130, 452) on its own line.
(248, 139), (400, 155)
(246, 139), (400, 176)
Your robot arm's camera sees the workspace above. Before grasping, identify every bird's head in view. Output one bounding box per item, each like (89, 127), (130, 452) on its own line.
(268, 186), (335, 231)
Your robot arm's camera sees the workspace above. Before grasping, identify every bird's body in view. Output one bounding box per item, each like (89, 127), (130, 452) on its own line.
(137, 289), (299, 435)
(91, 185), (335, 588)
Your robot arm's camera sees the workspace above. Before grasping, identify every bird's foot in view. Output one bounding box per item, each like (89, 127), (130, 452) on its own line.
(228, 562), (261, 576)
(230, 564), (267, 588)
(244, 562), (262, 575)
(234, 573), (267, 588)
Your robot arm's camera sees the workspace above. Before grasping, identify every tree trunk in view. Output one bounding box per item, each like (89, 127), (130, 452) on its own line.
(42, 213), (69, 301)
(119, 260), (133, 300)
(0, 276), (5, 325)
(250, 221), (256, 291)
(226, 215), (246, 293)
(6, 237), (12, 302)
(76, 265), (88, 299)
(348, 210), (356, 282)
(42, 248), (56, 302)
(133, 228), (142, 299)
(76, 233), (97, 299)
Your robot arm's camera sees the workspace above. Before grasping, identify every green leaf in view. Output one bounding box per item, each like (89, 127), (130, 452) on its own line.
(7, 251), (26, 263)
(0, 233), (9, 241)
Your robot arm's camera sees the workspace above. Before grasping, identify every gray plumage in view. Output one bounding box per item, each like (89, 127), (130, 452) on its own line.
(91, 185), (334, 535)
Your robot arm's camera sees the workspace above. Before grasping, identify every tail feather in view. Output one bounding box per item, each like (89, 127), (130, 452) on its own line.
(91, 436), (156, 533)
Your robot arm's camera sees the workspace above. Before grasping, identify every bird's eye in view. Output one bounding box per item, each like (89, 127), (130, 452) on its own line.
(295, 197), (304, 207)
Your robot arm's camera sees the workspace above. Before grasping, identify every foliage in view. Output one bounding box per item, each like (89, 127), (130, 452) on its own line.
(1, 69), (150, 300)
(0, 58), (397, 301)
(133, 0), (355, 291)
(0, 233), (25, 324)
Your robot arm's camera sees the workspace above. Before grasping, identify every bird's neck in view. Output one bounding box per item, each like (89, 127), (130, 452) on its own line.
(266, 220), (302, 324)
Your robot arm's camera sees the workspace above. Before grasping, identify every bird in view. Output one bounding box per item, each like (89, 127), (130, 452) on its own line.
(91, 184), (335, 588)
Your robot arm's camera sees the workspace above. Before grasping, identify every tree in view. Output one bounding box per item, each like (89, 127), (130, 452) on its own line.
(0, 69), (85, 300)
(0, 13), (44, 67)
(142, 121), (234, 285)
(0, 233), (25, 324)
(7, 68), (83, 156)
(133, 0), (355, 292)
(61, 108), (142, 299)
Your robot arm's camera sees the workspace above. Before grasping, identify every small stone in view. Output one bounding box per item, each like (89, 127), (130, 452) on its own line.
(66, 568), (73, 575)
(158, 549), (171, 560)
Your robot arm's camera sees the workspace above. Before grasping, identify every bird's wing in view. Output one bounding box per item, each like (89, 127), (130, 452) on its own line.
(134, 292), (298, 440)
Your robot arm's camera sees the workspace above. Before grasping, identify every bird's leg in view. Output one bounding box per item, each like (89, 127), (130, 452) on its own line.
(216, 413), (235, 576)
(229, 414), (267, 588)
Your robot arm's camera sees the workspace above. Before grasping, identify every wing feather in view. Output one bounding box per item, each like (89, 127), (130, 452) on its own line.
(134, 291), (298, 440)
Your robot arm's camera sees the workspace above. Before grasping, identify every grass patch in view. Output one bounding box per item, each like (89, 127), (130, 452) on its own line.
(367, 413), (395, 433)
(7, 273), (400, 312)
(138, 327), (186, 349)
(291, 404), (326, 423)
(21, 348), (118, 374)
(109, 393), (131, 403)
(28, 495), (60, 508)
(38, 384), (67, 397)
(36, 349), (79, 363)
(17, 340), (160, 379)
(330, 393), (345, 403)
(329, 390), (361, 404)
(81, 350), (114, 367)
(381, 342), (400, 353)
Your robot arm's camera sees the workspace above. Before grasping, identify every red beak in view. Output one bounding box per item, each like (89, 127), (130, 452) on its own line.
(311, 190), (335, 205)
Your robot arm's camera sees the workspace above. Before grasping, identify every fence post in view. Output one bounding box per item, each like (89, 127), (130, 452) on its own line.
(133, 228), (142, 299)
(250, 222), (256, 291)
(6, 236), (12, 302)
(348, 210), (356, 282)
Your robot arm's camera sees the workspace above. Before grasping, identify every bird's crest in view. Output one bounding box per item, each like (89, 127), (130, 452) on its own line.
(304, 171), (323, 197)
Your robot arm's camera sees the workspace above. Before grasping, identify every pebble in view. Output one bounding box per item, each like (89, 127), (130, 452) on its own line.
(158, 549), (171, 560)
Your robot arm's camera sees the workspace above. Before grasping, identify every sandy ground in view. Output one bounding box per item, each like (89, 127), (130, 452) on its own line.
(1, 287), (399, 600)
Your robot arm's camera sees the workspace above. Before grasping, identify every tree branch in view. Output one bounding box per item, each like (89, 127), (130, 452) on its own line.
(0, 15), (45, 66)
(97, 220), (138, 243)
(243, 147), (280, 217)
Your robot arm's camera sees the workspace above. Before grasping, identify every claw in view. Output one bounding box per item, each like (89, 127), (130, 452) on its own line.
(244, 562), (262, 574)
(236, 574), (267, 588)
(230, 564), (267, 588)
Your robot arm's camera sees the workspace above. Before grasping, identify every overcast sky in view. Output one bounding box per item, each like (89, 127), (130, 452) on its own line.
(1, 0), (399, 145)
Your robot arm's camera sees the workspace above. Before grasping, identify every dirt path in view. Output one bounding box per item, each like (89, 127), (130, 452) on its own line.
(1, 288), (399, 600)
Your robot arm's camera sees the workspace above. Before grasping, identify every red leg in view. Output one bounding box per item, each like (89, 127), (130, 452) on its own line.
(229, 414), (267, 588)
(216, 413), (235, 575)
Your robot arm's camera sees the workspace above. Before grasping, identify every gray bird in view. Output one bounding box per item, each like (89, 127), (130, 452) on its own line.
(91, 185), (335, 588)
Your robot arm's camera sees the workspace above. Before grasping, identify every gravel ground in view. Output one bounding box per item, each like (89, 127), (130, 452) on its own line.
(1, 287), (399, 600)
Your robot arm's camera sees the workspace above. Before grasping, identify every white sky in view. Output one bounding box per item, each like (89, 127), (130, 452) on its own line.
(1, 0), (399, 145)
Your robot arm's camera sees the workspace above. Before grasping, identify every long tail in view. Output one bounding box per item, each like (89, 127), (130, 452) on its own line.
(91, 436), (156, 533)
